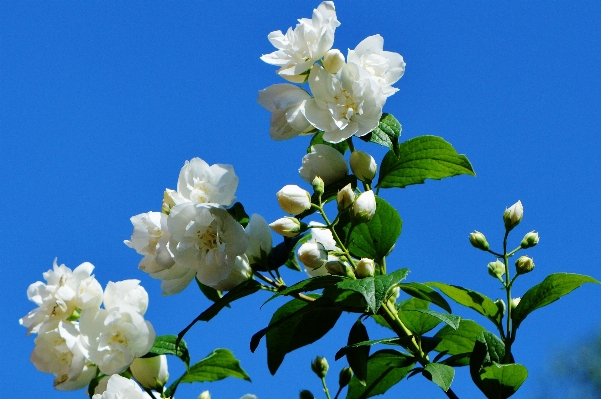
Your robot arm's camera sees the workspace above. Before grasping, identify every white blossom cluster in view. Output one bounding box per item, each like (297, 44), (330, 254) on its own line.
(126, 157), (273, 296)
(259, 1), (405, 143)
(19, 260), (156, 391)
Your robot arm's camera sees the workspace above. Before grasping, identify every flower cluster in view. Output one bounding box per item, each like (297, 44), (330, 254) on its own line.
(20, 260), (156, 391)
(126, 157), (273, 295)
(259, 1), (405, 143)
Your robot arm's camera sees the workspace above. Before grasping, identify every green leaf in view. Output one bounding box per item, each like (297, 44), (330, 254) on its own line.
(195, 278), (223, 303)
(512, 272), (600, 330)
(87, 372), (104, 399)
(358, 113), (401, 153)
(335, 197), (402, 261)
(478, 362), (528, 399)
(144, 335), (191, 367)
(434, 319), (487, 366)
(337, 268), (410, 313)
(397, 298), (441, 335)
(165, 349), (250, 397)
(377, 135), (475, 189)
(398, 282), (452, 313)
(427, 282), (502, 327)
(409, 309), (461, 330)
(309, 131), (349, 154)
(227, 202), (249, 227)
(347, 319), (370, 385)
(424, 363), (455, 392)
(262, 275), (345, 307)
(322, 286), (369, 313)
(346, 349), (415, 399)
(250, 295), (342, 374)
(335, 337), (410, 360)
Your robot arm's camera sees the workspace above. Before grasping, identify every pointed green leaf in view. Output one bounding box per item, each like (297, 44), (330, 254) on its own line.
(180, 349), (250, 383)
(347, 319), (370, 385)
(397, 298), (442, 335)
(512, 273), (600, 330)
(434, 319), (487, 366)
(335, 337), (411, 360)
(346, 349), (415, 399)
(337, 268), (410, 313)
(195, 278), (223, 303)
(409, 309), (461, 330)
(322, 286), (369, 313)
(227, 202), (250, 227)
(424, 363), (455, 392)
(262, 275), (346, 307)
(398, 282), (452, 313)
(144, 335), (190, 367)
(477, 362), (528, 399)
(358, 113), (401, 152)
(377, 135), (475, 189)
(427, 282), (502, 328)
(309, 131), (349, 154)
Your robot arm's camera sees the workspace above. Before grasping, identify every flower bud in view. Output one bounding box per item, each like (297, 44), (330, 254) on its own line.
(356, 258), (375, 278)
(299, 390), (315, 399)
(350, 151), (377, 183)
(487, 260), (505, 279)
(503, 200), (523, 232)
(277, 185), (312, 215)
(339, 367), (353, 389)
(520, 231), (539, 249)
(312, 176), (325, 196)
(325, 259), (345, 276)
(337, 183), (355, 211)
(353, 191), (376, 223)
(495, 299), (506, 316)
(298, 242), (328, 269)
(130, 355), (169, 391)
(515, 256), (535, 275)
(198, 391), (211, 399)
(510, 297), (521, 310)
(311, 356), (329, 379)
(269, 217), (302, 237)
(323, 49), (345, 74)
(469, 231), (490, 251)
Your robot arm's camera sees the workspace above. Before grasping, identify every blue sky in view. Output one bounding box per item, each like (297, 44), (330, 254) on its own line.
(2, 1), (601, 398)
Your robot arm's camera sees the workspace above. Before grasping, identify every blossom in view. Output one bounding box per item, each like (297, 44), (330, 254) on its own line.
(168, 203), (249, 287)
(260, 1), (340, 82)
(245, 214), (273, 265)
(20, 259), (102, 335)
(304, 64), (385, 143)
(347, 35), (405, 97)
(356, 258), (375, 278)
(176, 157), (239, 207)
(520, 231), (539, 249)
(92, 374), (152, 399)
(303, 222), (340, 277)
(299, 144), (348, 186)
(276, 185), (312, 215)
(211, 255), (253, 291)
(515, 256), (535, 275)
(298, 242), (328, 269)
(469, 231), (490, 251)
(103, 280), (149, 315)
(130, 355), (169, 391)
(258, 84), (313, 140)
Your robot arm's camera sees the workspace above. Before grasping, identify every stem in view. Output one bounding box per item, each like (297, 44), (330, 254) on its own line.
(316, 204), (357, 270)
(321, 377), (332, 399)
(502, 230), (514, 362)
(333, 386), (343, 399)
(444, 388), (460, 399)
(380, 257), (387, 275)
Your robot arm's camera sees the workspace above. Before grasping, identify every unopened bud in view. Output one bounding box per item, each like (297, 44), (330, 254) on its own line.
(339, 367), (353, 389)
(487, 260), (505, 279)
(311, 356), (329, 379)
(495, 299), (506, 316)
(510, 297), (521, 309)
(298, 242), (328, 269)
(337, 183), (355, 211)
(130, 355), (169, 391)
(353, 191), (376, 223)
(269, 217), (302, 237)
(323, 49), (345, 74)
(312, 176), (325, 196)
(469, 231), (490, 251)
(198, 391), (211, 399)
(350, 151), (377, 183)
(515, 256), (534, 275)
(299, 390), (315, 399)
(325, 259), (354, 278)
(277, 185), (312, 215)
(503, 200), (523, 232)
(356, 258), (375, 278)
(520, 231), (539, 249)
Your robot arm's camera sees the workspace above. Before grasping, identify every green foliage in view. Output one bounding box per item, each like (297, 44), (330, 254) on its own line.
(309, 131), (349, 154)
(335, 337), (411, 360)
(397, 298), (442, 335)
(346, 349), (415, 399)
(424, 363), (455, 392)
(227, 202), (250, 227)
(358, 113), (402, 153)
(322, 286), (370, 313)
(434, 319), (487, 366)
(144, 335), (191, 368)
(512, 272), (600, 330)
(347, 319), (370, 385)
(337, 268), (410, 313)
(377, 135), (475, 189)
(398, 282), (452, 313)
(409, 309), (460, 330)
(196, 278), (223, 303)
(263, 275), (345, 306)
(336, 196), (402, 262)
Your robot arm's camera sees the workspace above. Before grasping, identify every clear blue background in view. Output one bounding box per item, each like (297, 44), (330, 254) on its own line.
(2, 1), (601, 398)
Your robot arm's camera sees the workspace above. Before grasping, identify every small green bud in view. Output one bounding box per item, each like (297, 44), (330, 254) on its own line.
(503, 200), (523, 232)
(350, 150), (377, 183)
(510, 297), (521, 310)
(356, 258), (375, 278)
(312, 176), (325, 196)
(469, 231), (490, 251)
(515, 256), (535, 274)
(487, 260), (505, 279)
(520, 231), (539, 249)
(494, 299), (506, 316)
(339, 367), (353, 389)
(299, 390), (315, 399)
(311, 356), (329, 379)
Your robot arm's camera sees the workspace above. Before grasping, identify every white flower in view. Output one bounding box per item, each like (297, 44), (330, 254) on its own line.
(92, 374), (152, 399)
(130, 355), (169, 391)
(258, 84), (313, 140)
(30, 321), (96, 391)
(323, 49), (345, 74)
(503, 200), (523, 231)
(103, 280), (149, 315)
(269, 217), (302, 238)
(347, 35), (405, 98)
(20, 260), (102, 335)
(260, 1), (340, 82)
(276, 185), (312, 215)
(245, 214), (273, 264)
(168, 203), (249, 287)
(299, 144), (348, 186)
(211, 255), (253, 291)
(350, 150), (377, 183)
(150, 263), (197, 296)
(304, 64), (385, 143)
(80, 305), (156, 375)
(353, 190), (377, 222)
(302, 222), (340, 277)
(177, 158), (239, 207)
